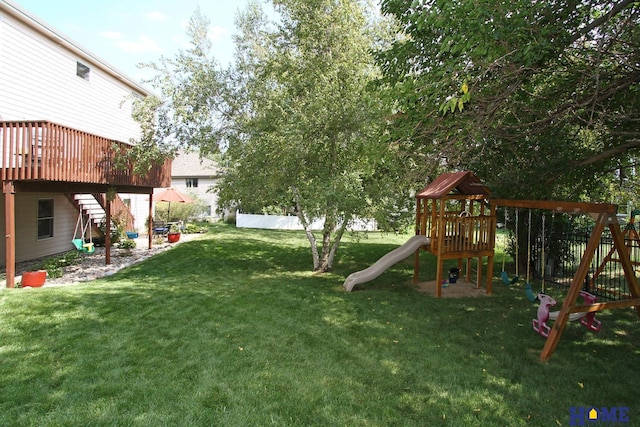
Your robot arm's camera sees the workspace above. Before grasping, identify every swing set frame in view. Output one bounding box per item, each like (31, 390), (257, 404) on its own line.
(491, 198), (640, 361)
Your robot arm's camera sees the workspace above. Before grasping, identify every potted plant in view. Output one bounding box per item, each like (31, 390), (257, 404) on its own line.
(167, 223), (181, 243)
(21, 270), (47, 288)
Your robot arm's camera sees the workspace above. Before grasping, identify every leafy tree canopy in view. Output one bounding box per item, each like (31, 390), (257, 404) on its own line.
(125, 8), (228, 175)
(216, 0), (405, 271)
(133, 1), (407, 272)
(378, 0), (640, 202)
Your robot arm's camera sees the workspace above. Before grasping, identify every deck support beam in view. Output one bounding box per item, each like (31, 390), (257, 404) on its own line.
(3, 181), (15, 288)
(105, 196), (111, 265)
(148, 190), (153, 250)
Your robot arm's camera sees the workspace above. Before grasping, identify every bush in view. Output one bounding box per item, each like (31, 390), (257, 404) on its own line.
(119, 239), (137, 250)
(184, 223), (208, 234)
(39, 251), (80, 279)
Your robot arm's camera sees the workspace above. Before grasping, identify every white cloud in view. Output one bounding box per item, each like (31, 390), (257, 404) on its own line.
(113, 34), (163, 53)
(100, 31), (123, 40)
(171, 34), (189, 49)
(146, 11), (168, 22)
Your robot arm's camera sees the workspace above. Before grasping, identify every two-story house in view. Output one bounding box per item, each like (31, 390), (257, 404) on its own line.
(0, 0), (171, 287)
(169, 151), (221, 221)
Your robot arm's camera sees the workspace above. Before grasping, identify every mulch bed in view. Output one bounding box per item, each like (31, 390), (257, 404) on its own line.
(413, 279), (490, 298)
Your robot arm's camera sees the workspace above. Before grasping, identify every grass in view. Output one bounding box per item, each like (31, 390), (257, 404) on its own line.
(1, 223), (639, 426)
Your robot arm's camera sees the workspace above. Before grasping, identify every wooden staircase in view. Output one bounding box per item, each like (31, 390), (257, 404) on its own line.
(68, 193), (136, 238)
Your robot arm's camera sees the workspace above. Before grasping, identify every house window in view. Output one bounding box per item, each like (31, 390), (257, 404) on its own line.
(37, 199), (54, 239)
(76, 61), (90, 80)
(186, 178), (198, 188)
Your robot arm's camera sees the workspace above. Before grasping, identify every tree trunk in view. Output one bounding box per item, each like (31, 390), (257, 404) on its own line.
(318, 219), (348, 272)
(293, 186), (321, 270)
(293, 186), (350, 272)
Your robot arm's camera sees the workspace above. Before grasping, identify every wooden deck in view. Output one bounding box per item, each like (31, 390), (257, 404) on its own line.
(1, 121), (171, 190)
(1, 120), (172, 288)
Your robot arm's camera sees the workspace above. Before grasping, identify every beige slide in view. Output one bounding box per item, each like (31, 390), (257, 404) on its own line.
(343, 235), (431, 291)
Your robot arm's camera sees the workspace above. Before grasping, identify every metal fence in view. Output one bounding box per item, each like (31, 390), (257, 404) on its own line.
(526, 218), (639, 301)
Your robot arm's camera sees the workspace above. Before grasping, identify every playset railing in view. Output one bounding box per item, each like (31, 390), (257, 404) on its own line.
(425, 212), (496, 254)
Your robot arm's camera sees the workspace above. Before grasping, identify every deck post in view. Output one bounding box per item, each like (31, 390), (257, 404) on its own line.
(3, 181), (15, 288)
(148, 190), (154, 249)
(105, 196), (111, 265)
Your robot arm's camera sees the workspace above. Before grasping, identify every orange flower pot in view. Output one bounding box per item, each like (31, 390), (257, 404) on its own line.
(21, 270), (47, 288)
(167, 232), (181, 243)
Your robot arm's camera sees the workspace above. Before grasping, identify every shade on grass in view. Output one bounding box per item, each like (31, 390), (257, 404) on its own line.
(1, 224), (638, 426)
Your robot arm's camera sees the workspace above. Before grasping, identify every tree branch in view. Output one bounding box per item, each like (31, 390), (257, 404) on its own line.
(573, 139), (640, 168)
(572, 0), (637, 43)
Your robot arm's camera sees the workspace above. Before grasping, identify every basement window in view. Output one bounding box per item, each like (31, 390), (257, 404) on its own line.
(37, 199), (54, 240)
(76, 61), (90, 80)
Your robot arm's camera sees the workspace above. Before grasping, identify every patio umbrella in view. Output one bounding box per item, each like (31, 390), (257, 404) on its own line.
(152, 188), (194, 221)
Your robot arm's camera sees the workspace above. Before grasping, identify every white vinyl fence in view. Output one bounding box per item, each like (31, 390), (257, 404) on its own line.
(236, 213), (377, 231)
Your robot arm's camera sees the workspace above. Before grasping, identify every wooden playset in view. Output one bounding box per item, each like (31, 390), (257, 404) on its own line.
(413, 171), (496, 297)
(346, 170), (640, 360)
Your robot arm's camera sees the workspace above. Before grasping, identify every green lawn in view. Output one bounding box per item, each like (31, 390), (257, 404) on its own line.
(1, 224), (638, 426)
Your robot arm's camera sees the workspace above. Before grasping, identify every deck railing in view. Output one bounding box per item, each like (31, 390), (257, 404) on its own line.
(0, 121), (170, 188)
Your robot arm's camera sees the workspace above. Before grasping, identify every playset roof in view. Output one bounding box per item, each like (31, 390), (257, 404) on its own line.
(416, 171), (491, 199)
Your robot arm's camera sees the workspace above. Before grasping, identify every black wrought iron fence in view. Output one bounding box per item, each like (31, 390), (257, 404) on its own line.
(529, 223), (639, 301)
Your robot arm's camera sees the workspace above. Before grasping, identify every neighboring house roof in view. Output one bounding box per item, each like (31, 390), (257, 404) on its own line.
(416, 171), (491, 199)
(171, 151), (220, 178)
(0, 0), (152, 97)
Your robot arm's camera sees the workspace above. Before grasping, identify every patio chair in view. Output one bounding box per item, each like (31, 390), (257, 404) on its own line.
(152, 221), (169, 237)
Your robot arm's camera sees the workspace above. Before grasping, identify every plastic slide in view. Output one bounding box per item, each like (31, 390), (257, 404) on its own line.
(343, 235), (431, 292)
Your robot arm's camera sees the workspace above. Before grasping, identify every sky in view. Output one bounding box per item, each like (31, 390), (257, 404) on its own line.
(13, 0), (253, 85)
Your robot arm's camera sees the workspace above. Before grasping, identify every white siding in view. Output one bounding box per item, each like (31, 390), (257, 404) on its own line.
(171, 177), (220, 219)
(169, 152), (221, 220)
(120, 193), (151, 234)
(0, 193), (78, 265)
(0, 13), (142, 142)
(0, 5), (155, 266)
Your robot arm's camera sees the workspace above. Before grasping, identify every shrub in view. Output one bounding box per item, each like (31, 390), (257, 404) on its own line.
(184, 223), (208, 234)
(119, 239), (137, 250)
(39, 251), (80, 279)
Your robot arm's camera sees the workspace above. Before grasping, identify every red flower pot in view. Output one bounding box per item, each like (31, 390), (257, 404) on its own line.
(167, 232), (181, 243)
(21, 270), (47, 288)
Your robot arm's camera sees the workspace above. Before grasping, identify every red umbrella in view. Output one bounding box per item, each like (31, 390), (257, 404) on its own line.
(153, 188), (194, 220)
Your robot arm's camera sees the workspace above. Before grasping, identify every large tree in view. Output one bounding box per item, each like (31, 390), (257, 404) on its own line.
(378, 0), (640, 201)
(130, 2), (406, 272)
(123, 9), (227, 175)
(215, 0), (401, 272)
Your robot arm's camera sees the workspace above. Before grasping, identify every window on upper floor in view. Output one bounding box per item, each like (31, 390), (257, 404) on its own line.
(76, 61), (90, 81)
(37, 199), (54, 240)
(186, 178), (198, 188)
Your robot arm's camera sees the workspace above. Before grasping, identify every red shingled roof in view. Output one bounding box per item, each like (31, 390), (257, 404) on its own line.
(416, 171), (490, 199)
